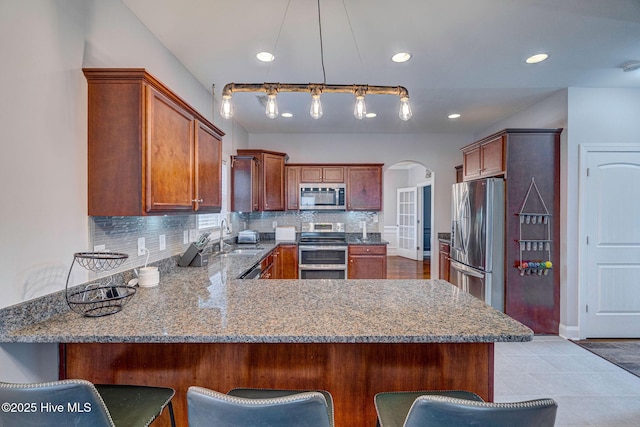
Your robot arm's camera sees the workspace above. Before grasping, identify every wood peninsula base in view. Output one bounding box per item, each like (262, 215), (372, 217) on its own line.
(60, 341), (494, 427)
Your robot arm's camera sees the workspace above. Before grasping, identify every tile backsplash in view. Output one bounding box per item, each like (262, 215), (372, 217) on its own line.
(88, 211), (383, 279)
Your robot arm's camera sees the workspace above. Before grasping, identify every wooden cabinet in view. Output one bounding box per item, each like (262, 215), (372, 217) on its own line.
(275, 245), (298, 279)
(260, 251), (275, 279)
(346, 165), (383, 211)
(438, 241), (450, 281)
(285, 166), (300, 210)
(461, 135), (504, 181)
(230, 156), (259, 212)
(460, 128), (563, 334)
(261, 245), (298, 279)
(84, 68), (224, 216)
(236, 149), (287, 211)
(455, 165), (463, 183)
(299, 166), (345, 183)
(348, 245), (387, 279)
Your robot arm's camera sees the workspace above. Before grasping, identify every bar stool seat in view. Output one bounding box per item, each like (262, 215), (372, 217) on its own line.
(0, 379), (175, 427)
(375, 390), (557, 427)
(188, 386), (334, 427)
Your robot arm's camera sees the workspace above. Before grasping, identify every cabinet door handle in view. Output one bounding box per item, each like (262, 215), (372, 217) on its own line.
(192, 199), (204, 203)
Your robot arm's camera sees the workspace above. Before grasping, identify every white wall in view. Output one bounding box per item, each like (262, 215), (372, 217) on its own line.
(0, 0), (247, 382)
(566, 87), (640, 339)
(249, 132), (474, 276)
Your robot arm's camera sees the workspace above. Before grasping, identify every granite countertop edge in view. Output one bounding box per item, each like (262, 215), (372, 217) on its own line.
(0, 243), (533, 345)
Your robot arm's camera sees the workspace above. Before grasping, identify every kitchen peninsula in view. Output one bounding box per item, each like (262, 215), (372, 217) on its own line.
(0, 247), (532, 427)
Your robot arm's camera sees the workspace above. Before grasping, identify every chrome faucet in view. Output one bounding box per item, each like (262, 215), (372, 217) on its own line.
(218, 218), (229, 253)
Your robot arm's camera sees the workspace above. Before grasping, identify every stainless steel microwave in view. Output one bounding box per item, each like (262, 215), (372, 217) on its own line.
(299, 183), (346, 210)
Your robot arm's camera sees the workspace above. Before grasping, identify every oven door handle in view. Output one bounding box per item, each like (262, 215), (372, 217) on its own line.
(299, 264), (347, 270)
(299, 246), (348, 251)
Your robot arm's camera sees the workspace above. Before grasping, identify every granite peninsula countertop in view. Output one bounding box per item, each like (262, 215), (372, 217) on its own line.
(0, 241), (532, 345)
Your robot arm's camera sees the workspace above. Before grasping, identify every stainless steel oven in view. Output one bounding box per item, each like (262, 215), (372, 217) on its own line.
(298, 223), (348, 279)
(298, 245), (348, 279)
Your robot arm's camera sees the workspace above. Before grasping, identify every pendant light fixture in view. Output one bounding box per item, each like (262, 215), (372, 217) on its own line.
(219, 0), (411, 122)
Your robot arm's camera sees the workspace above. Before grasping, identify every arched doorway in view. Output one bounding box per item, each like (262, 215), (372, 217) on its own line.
(383, 161), (434, 263)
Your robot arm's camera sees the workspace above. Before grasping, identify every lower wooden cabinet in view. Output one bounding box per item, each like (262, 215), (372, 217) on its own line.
(275, 245), (298, 279)
(438, 241), (450, 282)
(348, 245), (387, 279)
(262, 245), (298, 279)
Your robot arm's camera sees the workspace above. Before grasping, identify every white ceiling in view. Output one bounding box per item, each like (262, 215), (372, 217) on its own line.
(122, 0), (640, 134)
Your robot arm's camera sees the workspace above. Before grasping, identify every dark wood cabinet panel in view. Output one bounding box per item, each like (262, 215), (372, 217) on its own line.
(348, 245), (387, 279)
(276, 245), (298, 279)
(347, 166), (383, 211)
(84, 68), (224, 216)
(300, 166), (323, 183)
(236, 149), (287, 211)
(455, 165), (463, 183)
(299, 166), (345, 183)
(460, 129), (562, 334)
(263, 152), (286, 211)
(230, 156), (259, 212)
(438, 241), (450, 282)
(461, 136), (504, 181)
(194, 121), (222, 212)
(285, 166), (300, 210)
(63, 342), (493, 427)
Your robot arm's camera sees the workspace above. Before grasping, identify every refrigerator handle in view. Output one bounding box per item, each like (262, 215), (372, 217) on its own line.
(450, 260), (485, 279)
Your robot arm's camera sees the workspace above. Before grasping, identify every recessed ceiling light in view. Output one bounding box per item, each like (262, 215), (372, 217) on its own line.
(281, 112), (293, 118)
(256, 51), (275, 62)
(622, 60), (640, 72)
(525, 53), (549, 64)
(391, 52), (412, 63)
(365, 112), (377, 118)
(448, 113), (461, 119)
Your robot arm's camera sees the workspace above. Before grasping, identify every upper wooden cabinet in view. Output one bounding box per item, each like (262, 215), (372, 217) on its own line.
(236, 149), (287, 211)
(230, 155), (260, 212)
(347, 165), (383, 211)
(285, 165), (300, 211)
(461, 135), (505, 181)
(84, 68), (224, 216)
(299, 166), (345, 183)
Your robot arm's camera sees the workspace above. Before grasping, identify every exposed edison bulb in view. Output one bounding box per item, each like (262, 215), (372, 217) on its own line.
(354, 95), (366, 120)
(265, 93), (278, 119)
(220, 96), (233, 119)
(399, 96), (412, 121)
(310, 94), (323, 119)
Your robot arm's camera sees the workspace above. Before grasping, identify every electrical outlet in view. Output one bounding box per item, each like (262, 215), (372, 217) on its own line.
(137, 237), (146, 256)
(272, 220), (277, 229)
(183, 230), (189, 244)
(189, 229), (197, 242)
(373, 214), (379, 223)
(159, 234), (166, 251)
(93, 244), (106, 252)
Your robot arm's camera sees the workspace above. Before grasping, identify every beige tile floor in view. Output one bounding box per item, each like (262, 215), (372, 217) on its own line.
(495, 335), (640, 426)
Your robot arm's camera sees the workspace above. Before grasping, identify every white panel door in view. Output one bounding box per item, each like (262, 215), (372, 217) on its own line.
(585, 150), (640, 337)
(397, 187), (419, 260)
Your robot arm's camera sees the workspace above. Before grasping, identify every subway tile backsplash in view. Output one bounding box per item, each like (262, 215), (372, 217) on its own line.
(89, 211), (382, 279)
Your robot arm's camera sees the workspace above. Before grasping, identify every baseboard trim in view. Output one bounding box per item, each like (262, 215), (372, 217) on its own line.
(559, 324), (580, 341)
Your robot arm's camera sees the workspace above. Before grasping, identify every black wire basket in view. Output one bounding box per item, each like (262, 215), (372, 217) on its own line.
(65, 252), (136, 317)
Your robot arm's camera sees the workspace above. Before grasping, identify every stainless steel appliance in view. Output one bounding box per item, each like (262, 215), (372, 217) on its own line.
(299, 184), (346, 210)
(298, 222), (348, 279)
(449, 178), (505, 310)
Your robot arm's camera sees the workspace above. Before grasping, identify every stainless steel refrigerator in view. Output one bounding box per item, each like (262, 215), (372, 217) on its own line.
(449, 178), (505, 311)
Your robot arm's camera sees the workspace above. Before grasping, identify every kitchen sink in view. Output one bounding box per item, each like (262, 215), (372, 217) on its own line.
(222, 248), (263, 256)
